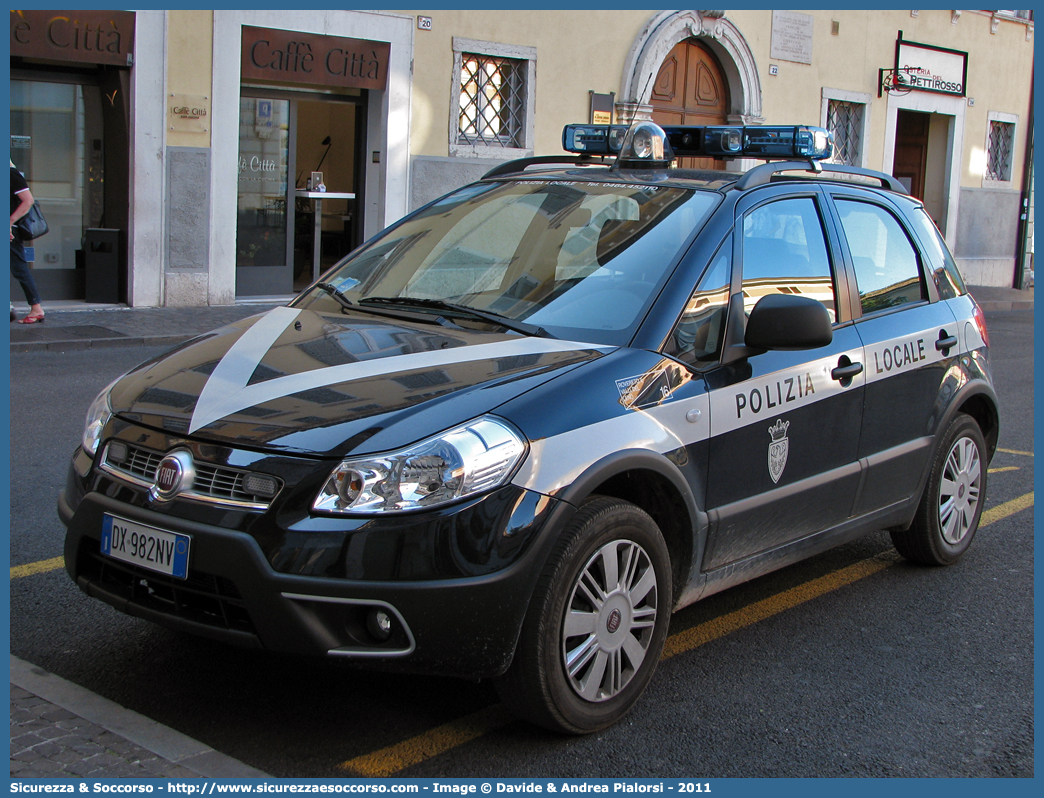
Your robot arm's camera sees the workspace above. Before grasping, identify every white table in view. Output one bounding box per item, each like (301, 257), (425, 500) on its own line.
(295, 191), (356, 281)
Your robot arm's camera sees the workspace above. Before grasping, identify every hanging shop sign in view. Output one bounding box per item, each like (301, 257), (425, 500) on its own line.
(10, 9), (135, 67)
(883, 32), (967, 97)
(241, 26), (390, 91)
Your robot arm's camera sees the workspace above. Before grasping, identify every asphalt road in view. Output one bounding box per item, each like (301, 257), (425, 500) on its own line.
(9, 309), (1034, 778)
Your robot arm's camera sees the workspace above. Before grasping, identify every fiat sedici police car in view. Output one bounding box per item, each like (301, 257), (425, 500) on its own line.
(60, 120), (999, 733)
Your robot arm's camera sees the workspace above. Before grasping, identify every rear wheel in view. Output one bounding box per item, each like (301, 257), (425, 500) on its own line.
(891, 413), (986, 565)
(495, 496), (672, 734)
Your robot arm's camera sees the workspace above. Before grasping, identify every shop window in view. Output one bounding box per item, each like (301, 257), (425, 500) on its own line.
(451, 38), (535, 159)
(985, 114), (1016, 182)
(820, 88), (870, 168)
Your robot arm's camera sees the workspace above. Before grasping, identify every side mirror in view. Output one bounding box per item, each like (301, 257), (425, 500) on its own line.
(744, 294), (832, 350)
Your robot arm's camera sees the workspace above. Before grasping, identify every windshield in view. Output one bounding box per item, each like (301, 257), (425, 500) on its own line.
(292, 179), (720, 345)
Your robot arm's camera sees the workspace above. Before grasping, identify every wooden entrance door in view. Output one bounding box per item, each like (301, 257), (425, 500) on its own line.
(650, 40), (730, 170)
(893, 110), (930, 200)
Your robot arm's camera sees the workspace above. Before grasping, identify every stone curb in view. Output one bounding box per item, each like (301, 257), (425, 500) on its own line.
(10, 656), (269, 779)
(978, 300), (1034, 312)
(11, 335), (193, 352)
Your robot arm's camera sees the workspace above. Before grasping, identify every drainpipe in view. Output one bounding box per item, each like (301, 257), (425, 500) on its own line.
(1013, 68), (1034, 289)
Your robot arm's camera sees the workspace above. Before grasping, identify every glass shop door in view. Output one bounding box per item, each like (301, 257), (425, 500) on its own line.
(235, 96), (292, 296)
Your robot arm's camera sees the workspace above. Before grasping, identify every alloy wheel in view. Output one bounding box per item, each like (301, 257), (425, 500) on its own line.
(561, 539), (658, 702)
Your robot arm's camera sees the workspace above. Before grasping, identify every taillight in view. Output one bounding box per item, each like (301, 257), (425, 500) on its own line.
(972, 301), (990, 348)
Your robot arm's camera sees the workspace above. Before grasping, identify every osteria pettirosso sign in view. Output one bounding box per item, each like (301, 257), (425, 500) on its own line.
(895, 34), (967, 96)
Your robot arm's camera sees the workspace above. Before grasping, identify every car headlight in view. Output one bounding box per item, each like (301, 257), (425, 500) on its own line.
(82, 380), (118, 457)
(313, 417), (527, 514)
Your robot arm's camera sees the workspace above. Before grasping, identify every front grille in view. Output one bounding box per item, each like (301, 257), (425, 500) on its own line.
(103, 443), (280, 508)
(123, 447), (164, 480)
(79, 537), (256, 634)
(194, 464), (252, 502)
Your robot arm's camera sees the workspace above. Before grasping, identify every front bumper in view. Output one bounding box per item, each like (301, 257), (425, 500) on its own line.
(59, 476), (572, 679)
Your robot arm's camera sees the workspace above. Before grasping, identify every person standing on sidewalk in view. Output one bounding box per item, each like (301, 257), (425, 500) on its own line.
(10, 160), (45, 324)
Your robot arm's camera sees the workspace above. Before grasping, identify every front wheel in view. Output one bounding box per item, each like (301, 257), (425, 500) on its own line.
(891, 413), (987, 566)
(494, 496), (672, 734)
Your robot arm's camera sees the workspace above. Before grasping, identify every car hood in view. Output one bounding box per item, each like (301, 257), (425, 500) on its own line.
(109, 306), (611, 457)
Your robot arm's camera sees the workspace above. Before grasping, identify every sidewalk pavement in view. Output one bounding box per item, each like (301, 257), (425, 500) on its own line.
(9, 299), (285, 352)
(10, 656), (268, 779)
(7, 286), (1032, 354)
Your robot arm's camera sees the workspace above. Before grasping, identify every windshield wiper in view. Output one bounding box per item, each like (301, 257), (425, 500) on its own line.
(314, 284), (463, 328)
(360, 297), (550, 338)
(314, 282), (355, 311)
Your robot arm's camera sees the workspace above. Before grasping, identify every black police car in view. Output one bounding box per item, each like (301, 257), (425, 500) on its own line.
(60, 120), (999, 734)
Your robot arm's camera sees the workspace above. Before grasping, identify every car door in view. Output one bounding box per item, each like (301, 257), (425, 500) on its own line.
(825, 188), (964, 516)
(700, 187), (866, 570)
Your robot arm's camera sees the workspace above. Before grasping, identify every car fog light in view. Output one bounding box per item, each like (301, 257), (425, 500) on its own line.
(367, 608), (393, 642)
(107, 441), (128, 464)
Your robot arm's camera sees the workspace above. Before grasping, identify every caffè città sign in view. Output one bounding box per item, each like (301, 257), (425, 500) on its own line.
(10, 9), (135, 67)
(241, 26), (389, 91)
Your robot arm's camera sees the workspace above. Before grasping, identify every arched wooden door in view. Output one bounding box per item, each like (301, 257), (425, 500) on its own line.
(650, 40), (730, 170)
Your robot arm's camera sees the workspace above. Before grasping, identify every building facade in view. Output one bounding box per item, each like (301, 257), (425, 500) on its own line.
(9, 9), (1034, 307)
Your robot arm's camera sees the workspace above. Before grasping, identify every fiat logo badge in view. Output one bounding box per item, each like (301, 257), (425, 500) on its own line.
(149, 450), (195, 502)
(606, 608), (622, 634)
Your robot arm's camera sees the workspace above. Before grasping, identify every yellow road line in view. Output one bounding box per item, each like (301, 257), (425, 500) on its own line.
(340, 704), (514, 777)
(980, 492), (1033, 527)
(661, 551), (900, 659)
(988, 466), (1018, 473)
(997, 447), (1034, 457)
(341, 490), (1035, 776)
(10, 556), (65, 580)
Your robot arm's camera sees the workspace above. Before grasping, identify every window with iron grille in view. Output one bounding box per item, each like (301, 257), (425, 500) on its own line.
(986, 120), (1015, 181)
(457, 53), (526, 148)
(827, 100), (864, 166)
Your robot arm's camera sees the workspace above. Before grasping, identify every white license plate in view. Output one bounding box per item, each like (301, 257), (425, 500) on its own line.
(101, 514), (191, 579)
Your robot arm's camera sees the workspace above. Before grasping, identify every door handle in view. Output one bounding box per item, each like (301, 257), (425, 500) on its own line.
(831, 362), (864, 381)
(936, 331), (958, 352)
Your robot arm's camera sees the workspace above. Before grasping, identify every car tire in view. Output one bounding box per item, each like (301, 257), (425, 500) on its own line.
(494, 496), (672, 734)
(891, 413), (987, 566)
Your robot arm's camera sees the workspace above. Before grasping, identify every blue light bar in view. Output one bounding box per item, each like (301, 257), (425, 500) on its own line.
(563, 123), (834, 162)
(664, 125), (834, 160)
(562, 124), (629, 155)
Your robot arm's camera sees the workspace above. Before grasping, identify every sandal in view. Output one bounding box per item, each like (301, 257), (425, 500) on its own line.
(18, 314), (45, 325)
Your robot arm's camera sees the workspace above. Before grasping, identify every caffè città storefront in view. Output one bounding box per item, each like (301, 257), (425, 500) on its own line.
(10, 8), (134, 303)
(9, 9), (413, 307)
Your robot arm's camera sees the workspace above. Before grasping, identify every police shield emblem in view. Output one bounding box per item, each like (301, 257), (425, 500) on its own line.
(767, 419), (790, 484)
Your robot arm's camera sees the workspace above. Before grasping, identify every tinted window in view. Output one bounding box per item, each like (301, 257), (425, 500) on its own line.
(294, 181), (719, 346)
(741, 198), (836, 321)
(665, 243), (730, 365)
(836, 200), (925, 313)
(907, 208), (966, 300)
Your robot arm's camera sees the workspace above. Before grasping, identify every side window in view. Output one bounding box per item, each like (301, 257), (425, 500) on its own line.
(907, 207), (967, 300)
(741, 198), (837, 321)
(835, 200), (926, 314)
(665, 244), (730, 366)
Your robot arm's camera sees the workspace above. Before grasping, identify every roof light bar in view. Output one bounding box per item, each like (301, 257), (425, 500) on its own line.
(562, 123), (834, 162)
(562, 124), (629, 155)
(665, 125), (833, 160)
